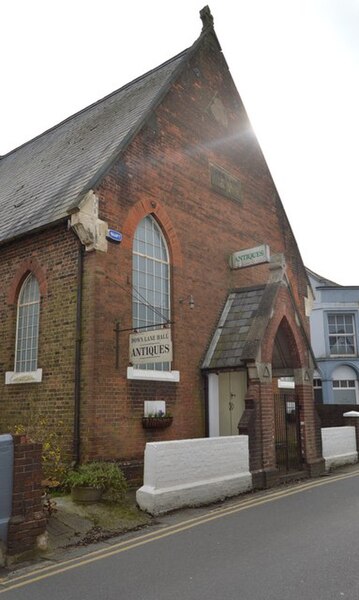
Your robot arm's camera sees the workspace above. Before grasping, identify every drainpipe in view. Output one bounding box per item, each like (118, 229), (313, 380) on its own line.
(73, 240), (85, 466)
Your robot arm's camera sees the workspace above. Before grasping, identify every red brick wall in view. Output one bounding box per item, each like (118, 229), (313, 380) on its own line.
(316, 405), (358, 428)
(78, 36), (311, 461)
(0, 224), (79, 458)
(238, 389), (262, 472)
(0, 36), (312, 467)
(247, 287), (322, 477)
(7, 435), (46, 559)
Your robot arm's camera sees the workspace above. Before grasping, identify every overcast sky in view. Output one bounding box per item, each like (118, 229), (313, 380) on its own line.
(2, 0), (358, 285)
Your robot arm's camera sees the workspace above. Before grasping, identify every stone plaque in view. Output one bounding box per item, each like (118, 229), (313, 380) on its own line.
(210, 164), (241, 202)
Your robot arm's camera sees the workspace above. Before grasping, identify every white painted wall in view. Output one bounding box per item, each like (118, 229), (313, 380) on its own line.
(136, 436), (252, 515)
(310, 308), (327, 357)
(321, 426), (358, 470)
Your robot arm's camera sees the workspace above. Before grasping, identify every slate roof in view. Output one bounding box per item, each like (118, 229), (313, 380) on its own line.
(305, 267), (340, 288)
(202, 285), (267, 369)
(0, 48), (191, 245)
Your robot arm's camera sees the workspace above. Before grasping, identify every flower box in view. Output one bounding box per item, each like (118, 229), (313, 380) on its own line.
(142, 416), (173, 429)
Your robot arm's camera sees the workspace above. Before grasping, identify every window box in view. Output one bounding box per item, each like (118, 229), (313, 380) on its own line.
(142, 416), (173, 429)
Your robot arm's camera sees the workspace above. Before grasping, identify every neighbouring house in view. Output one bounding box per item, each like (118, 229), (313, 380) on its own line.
(307, 268), (359, 406)
(0, 6), (323, 486)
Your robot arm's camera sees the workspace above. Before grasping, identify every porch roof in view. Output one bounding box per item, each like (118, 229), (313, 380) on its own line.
(202, 283), (281, 370)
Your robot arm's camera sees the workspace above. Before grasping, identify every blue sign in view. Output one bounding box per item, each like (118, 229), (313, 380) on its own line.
(106, 229), (123, 244)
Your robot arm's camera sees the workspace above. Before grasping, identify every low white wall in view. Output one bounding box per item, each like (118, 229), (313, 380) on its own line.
(321, 426), (358, 470)
(136, 436), (252, 515)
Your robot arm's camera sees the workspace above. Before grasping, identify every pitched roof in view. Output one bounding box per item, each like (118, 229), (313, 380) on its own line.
(202, 284), (275, 369)
(305, 267), (340, 288)
(0, 47), (192, 245)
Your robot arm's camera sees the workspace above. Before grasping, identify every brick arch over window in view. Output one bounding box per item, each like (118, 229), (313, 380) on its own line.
(7, 259), (47, 305)
(122, 199), (183, 268)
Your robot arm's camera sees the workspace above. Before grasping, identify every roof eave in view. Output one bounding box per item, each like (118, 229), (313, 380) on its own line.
(0, 216), (69, 249)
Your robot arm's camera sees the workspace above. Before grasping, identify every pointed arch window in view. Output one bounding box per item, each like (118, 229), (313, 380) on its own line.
(6, 272), (43, 384)
(15, 273), (41, 373)
(132, 215), (170, 371)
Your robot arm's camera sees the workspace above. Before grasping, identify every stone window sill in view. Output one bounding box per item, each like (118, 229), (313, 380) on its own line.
(127, 367), (180, 382)
(5, 369), (43, 385)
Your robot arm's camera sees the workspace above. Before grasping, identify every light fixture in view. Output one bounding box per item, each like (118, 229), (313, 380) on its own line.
(179, 295), (195, 309)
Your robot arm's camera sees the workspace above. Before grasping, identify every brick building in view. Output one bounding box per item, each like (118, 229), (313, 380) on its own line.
(0, 7), (323, 486)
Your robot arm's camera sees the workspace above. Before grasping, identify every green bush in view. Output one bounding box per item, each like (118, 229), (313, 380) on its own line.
(6, 414), (69, 486)
(65, 462), (127, 502)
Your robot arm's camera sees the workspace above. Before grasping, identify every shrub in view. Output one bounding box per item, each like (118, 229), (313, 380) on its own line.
(65, 462), (127, 502)
(6, 414), (69, 486)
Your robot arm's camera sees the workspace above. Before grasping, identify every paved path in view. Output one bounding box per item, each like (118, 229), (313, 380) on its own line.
(1, 468), (359, 599)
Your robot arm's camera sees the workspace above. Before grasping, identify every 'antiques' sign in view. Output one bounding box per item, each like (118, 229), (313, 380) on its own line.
(229, 244), (270, 269)
(129, 328), (172, 365)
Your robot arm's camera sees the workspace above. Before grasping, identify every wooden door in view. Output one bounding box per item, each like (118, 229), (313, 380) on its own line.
(219, 372), (246, 436)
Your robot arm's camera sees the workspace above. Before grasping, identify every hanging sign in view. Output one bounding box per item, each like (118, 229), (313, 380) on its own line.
(229, 244), (270, 269)
(129, 328), (172, 365)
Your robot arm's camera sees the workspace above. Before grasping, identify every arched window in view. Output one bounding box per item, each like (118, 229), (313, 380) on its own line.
(331, 365), (358, 405)
(132, 215), (170, 371)
(15, 273), (40, 373)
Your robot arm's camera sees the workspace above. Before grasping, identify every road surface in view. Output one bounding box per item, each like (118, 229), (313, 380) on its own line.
(1, 468), (359, 599)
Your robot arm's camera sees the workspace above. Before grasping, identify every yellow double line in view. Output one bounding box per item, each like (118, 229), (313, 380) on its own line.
(1, 468), (359, 594)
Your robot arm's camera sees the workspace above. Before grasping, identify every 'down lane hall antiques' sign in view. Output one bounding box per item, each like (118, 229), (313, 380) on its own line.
(129, 328), (172, 365)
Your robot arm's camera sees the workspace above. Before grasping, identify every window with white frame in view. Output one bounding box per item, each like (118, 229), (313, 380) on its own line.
(328, 314), (356, 356)
(132, 215), (170, 371)
(15, 273), (40, 373)
(331, 365), (358, 404)
(332, 380), (356, 404)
